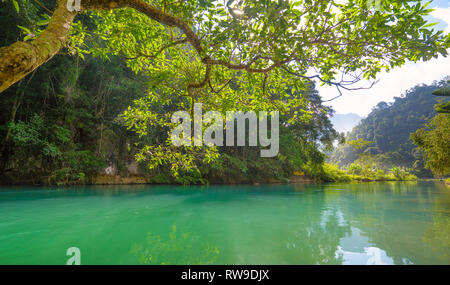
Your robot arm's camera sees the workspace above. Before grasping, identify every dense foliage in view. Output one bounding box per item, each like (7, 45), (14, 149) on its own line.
(411, 80), (450, 177)
(0, 0), (338, 185)
(1, 0), (449, 184)
(0, 53), (148, 184)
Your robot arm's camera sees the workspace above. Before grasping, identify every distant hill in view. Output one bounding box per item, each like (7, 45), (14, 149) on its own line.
(328, 80), (449, 177)
(330, 113), (363, 133)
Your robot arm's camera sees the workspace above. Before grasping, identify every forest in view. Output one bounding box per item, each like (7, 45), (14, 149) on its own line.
(0, 0), (449, 185)
(329, 80), (450, 180)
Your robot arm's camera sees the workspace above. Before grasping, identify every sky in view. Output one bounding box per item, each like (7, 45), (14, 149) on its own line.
(319, 0), (450, 117)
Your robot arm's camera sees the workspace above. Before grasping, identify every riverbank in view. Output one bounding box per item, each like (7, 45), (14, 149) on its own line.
(1, 163), (441, 187)
(1, 174), (427, 187)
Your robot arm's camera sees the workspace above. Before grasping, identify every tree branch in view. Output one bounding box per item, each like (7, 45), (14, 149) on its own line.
(0, 0), (77, 93)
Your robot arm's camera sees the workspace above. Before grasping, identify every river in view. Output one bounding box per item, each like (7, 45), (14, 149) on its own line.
(0, 181), (448, 264)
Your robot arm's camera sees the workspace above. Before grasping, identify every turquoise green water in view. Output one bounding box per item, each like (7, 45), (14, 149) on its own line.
(0, 181), (449, 265)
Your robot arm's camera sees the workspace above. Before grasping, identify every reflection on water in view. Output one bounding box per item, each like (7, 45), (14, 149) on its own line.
(423, 214), (450, 260)
(335, 227), (409, 265)
(130, 225), (219, 265)
(336, 245), (394, 265)
(0, 181), (449, 264)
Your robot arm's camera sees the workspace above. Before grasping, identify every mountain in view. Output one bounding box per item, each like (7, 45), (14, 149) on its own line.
(330, 113), (363, 133)
(328, 80), (449, 177)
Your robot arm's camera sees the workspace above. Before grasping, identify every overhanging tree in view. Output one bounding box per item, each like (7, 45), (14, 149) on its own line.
(1, 0), (449, 94)
(1, 0), (449, 180)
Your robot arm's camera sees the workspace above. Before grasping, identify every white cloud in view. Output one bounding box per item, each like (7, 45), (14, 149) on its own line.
(319, 56), (450, 117)
(319, 4), (450, 117)
(431, 7), (450, 34)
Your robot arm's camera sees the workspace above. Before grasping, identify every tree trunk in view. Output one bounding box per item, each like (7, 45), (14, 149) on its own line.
(0, 0), (200, 94)
(0, 0), (77, 93)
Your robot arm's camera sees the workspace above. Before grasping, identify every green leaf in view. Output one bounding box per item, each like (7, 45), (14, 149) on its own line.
(36, 19), (50, 26)
(17, 25), (31, 34)
(12, 0), (19, 13)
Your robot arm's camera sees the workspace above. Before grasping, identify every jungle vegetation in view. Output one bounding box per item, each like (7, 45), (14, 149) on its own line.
(329, 80), (450, 179)
(410, 80), (450, 177)
(1, 0), (449, 185)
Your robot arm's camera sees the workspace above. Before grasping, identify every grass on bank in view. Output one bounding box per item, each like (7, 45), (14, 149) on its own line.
(307, 163), (419, 183)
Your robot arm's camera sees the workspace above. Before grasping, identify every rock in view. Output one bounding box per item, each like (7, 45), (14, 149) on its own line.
(91, 174), (149, 185)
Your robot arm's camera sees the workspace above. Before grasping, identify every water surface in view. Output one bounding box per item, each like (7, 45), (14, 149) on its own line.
(0, 181), (449, 265)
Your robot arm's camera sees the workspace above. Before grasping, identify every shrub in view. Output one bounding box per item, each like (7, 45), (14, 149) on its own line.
(347, 163), (362, 175)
